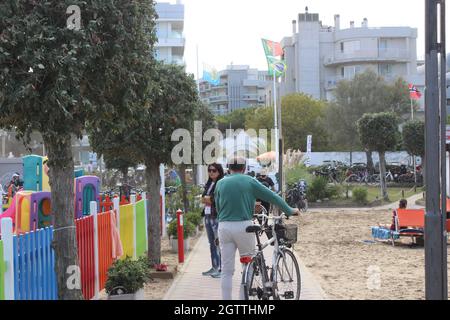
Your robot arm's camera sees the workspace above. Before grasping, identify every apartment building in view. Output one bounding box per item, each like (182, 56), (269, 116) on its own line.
(155, 1), (185, 65)
(199, 66), (273, 115)
(281, 9), (421, 103)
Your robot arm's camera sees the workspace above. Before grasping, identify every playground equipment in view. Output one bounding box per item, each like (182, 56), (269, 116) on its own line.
(15, 191), (52, 233)
(22, 155), (50, 192)
(75, 176), (100, 219)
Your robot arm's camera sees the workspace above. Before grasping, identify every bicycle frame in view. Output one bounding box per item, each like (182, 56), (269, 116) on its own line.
(243, 212), (294, 300)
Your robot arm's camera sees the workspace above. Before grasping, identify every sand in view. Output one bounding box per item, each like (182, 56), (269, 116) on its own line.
(293, 209), (450, 300)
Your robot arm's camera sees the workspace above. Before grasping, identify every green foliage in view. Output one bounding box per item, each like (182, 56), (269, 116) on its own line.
(216, 107), (256, 133)
(244, 94), (329, 151)
(286, 164), (313, 187)
(185, 211), (203, 227)
(105, 256), (151, 295)
(402, 120), (425, 157)
(307, 176), (329, 202)
(325, 70), (410, 151)
(352, 187), (368, 205)
(357, 113), (400, 153)
(167, 219), (195, 239)
(326, 184), (342, 199)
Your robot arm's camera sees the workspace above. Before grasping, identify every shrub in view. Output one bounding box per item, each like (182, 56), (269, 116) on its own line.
(307, 176), (328, 202)
(326, 184), (342, 199)
(167, 219), (195, 239)
(352, 187), (368, 205)
(185, 211), (203, 226)
(105, 256), (150, 295)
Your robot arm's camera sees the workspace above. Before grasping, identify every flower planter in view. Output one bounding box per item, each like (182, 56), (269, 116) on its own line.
(107, 288), (145, 300)
(170, 237), (190, 253)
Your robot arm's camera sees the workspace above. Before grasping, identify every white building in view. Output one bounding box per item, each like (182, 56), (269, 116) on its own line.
(199, 65), (273, 115)
(155, 1), (185, 65)
(281, 9), (422, 103)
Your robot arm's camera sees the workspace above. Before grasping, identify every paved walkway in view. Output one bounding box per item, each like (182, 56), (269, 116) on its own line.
(163, 232), (326, 300)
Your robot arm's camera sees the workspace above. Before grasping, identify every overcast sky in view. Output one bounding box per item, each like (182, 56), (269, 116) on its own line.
(160, 0), (449, 78)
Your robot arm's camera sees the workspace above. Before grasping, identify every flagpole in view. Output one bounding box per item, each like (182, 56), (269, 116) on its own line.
(273, 68), (279, 176)
(411, 96), (417, 190)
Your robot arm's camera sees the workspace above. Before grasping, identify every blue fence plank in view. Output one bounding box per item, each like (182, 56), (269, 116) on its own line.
(20, 234), (25, 300)
(49, 227), (57, 300)
(36, 229), (42, 300)
(42, 228), (48, 299)
(13, 236), (18, 300)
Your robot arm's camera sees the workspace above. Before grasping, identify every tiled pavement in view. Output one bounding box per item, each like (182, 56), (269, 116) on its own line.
(163, 232), (327, 300)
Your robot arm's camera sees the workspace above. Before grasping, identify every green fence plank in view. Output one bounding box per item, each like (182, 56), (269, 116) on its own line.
(0, 240), (5, 300)
(135, 200), (147, 257)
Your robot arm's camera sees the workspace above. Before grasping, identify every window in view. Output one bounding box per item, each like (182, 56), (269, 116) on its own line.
(341, 67), (345, 77)
(343, 40), (361, 54)
(380, 39), (388, 51)
(379, 64), (392, 76)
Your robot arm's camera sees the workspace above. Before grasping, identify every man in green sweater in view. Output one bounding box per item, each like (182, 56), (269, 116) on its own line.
(214, 157), (299, 300)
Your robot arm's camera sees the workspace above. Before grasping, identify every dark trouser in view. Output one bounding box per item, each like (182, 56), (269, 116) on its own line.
(204, 215), (221, 270)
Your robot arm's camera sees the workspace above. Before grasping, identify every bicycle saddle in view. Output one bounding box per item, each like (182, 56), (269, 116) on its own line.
(246, 225), (262, 233)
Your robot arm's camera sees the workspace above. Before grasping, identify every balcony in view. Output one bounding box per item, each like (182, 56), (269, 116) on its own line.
(209, 95), (228, 103)
(324, 48), (410, 66)
(156, 33), (185, 47)
(242, 94), (259, 101)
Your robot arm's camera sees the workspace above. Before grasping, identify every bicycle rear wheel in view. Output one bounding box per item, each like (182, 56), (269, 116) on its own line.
(272, 249), (301, 300)
(242, 257), (266, 300)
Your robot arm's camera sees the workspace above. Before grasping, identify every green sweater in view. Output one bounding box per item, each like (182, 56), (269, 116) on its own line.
(214, 173), (295, 222)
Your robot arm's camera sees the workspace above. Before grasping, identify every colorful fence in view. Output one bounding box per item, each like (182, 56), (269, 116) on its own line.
(0, 240), (5, 300)
(13, 227), (57, 300)
(119, 204), (134, 259)
(76, 215), (96, 300)
(97, 211), (114, 291)
(0, 193), (147, 300)
(135, 200), (148, 257)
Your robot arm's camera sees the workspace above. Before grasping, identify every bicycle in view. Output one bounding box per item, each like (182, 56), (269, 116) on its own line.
(286, 182), (308, 213)
(242, 212), (301, 300)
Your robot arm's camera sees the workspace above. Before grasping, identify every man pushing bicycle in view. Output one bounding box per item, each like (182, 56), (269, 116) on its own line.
(214, 156), (300, 300)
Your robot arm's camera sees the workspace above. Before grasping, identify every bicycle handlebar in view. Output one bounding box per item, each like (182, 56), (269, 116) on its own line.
(253, 212), (288, 221)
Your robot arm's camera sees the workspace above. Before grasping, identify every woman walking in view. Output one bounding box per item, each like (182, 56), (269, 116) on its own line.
(201, 163), (224, 278)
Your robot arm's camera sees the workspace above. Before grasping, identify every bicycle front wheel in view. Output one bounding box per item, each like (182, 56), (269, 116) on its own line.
(272, 249), (301, 300)
(242, 257), (266, 300)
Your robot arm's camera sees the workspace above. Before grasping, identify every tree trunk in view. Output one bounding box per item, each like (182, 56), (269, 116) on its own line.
(121, 167), (128, 185)
(379, 151), (389, 201)
(43, 134), (83, 300)
(145, 160), (161, 266)
(366, 150), (374, 174)
(179, 164), (189, 213)
(193, 164), (198, 185)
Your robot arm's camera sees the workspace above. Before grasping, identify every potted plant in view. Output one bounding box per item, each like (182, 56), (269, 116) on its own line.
(105, 256), (150, 300)
(167, 219), (195, 253)
(185, 211), (203, 235)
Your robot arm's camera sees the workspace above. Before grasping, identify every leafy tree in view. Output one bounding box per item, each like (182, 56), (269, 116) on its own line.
(216, 107), (255, 133)
(402, 120), (425, 158)
(90, 63), (202, 266)
(326, 70), (411, 170)
(402, 120), (425, 183)
(0, 0), (157, 299)
(357, 113), (400, 201)
(245, 94), (328, 152)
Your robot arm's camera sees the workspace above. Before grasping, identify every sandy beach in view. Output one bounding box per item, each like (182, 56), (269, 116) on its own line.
(293, 209), (450, 300)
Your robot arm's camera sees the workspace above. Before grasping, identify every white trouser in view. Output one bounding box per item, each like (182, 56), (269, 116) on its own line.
(218, 220), (255, 300)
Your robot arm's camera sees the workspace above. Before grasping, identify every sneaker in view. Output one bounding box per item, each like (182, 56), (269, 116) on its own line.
(210, 270), (221, 278)
(202, 268), (215, 276)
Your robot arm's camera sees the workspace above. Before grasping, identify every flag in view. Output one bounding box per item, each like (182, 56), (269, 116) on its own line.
(202, 64), (220, 85)
(261, 39), (286, 77)
(262, 39), (283, 57)
(409, 84), (422, 100)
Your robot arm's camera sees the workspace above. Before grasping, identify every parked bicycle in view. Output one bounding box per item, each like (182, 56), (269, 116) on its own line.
(242, 212), (301, 300)
(286, 181), (308, 212)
